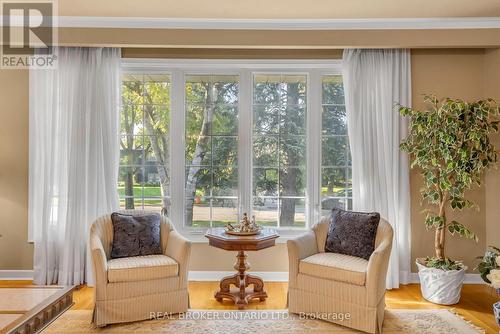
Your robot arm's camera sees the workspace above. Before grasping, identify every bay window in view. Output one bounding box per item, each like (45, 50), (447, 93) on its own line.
(120, 60), (351, 237)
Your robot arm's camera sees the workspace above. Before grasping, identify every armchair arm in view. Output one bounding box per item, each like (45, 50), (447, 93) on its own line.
(90, 233), (108, 299)
(366, 235), (393, 306)
(287, 231), (318, 288)
(165, 230), (192, 288)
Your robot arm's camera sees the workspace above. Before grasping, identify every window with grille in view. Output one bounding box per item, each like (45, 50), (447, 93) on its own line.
(119, 61), (350, 236)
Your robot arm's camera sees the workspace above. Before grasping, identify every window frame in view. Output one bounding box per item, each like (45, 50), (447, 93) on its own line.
(118, 70), (173, 214)
(320, 74), (352, 215)
(121, 59), (344, 241)
(251, 71), (309, 230)
(184, 73), (241, 229)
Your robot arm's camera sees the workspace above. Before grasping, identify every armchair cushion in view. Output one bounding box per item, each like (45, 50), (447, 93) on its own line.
(325, 209), (380, 260)
(299, 252), (368, 286)
(107, 254), (178, 283)
(110, 212), (162, 259)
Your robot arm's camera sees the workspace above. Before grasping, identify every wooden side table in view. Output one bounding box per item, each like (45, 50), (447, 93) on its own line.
(205, 228), (279, 309)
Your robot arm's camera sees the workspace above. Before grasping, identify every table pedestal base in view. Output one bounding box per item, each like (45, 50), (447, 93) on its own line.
(214, 250), (267, 309)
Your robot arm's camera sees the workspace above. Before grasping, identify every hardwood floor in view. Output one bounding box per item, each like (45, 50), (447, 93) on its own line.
(1, 281), (498, 333)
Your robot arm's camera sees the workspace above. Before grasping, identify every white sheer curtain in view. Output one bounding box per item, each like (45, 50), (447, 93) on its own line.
(342, 49), (411, 289)
(30, 47), (121, 285)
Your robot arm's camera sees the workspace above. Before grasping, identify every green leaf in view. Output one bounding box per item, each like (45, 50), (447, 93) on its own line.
(480, 271), (491, 284)
(447, 220), (478, 241)
(425, 256), (464, 271)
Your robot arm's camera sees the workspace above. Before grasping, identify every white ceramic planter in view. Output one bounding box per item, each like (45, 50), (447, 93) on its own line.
(494, 301), (500, 327)
(416, 259), (467, 305)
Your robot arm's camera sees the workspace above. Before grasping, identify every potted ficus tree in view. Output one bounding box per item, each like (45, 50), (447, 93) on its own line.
(399, 95), (499, 305)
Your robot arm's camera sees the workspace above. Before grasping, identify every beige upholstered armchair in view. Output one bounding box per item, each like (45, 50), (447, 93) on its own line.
(287, 217), (393, 334)
(89, 210), (191, 326)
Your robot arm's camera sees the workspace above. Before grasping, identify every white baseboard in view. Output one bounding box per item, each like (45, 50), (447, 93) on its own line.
(0, 270), (289, 282)
(189, 271), (288, 282)
(408, 272), (484, 284)
(0, 270), (34, 280)
(0, 270), (483, 285)
(189, 272), (483, 284)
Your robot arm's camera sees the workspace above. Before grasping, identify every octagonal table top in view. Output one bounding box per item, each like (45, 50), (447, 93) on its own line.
(205, 227), (279, 251)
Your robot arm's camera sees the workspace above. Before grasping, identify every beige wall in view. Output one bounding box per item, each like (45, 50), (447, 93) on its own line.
(484, 49), (500, 250)
(410, 49), (487, 272)
(57, 0), (500, 19)
(1, 48), (498, 274)
(0, 69), (33, 270)
(189, 244), (288, 272)
(59, 28), (500, 49)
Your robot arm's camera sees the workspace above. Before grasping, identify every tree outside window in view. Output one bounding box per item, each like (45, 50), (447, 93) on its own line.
(119, 74), (171, 215)
(252, 74), (307, 228)
(117, 66), (350, 231)
(184, 75), (239, 227)
(321, 75), (352, 214)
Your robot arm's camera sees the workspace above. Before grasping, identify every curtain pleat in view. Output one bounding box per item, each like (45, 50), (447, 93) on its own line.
(342, 49), (412, 289)
(30, 47), (121, 285)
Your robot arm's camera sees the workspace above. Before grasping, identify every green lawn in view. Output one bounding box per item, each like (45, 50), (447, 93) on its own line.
(118, 185), (351, 198)
(118, 186), (163, 197)
(321, 186), (351, 196)
(191, 220), (305, 228)
(118, 186), (165, 204)
(117, 184), (336, 227)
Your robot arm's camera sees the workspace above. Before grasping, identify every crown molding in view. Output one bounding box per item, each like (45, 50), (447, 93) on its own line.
(59, 16), (500, 30)
(3, 16), (500, 30)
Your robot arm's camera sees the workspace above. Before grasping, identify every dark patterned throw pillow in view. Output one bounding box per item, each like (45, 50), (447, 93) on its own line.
(110, 212), (162, 259)
(324, 208), (380, 260)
